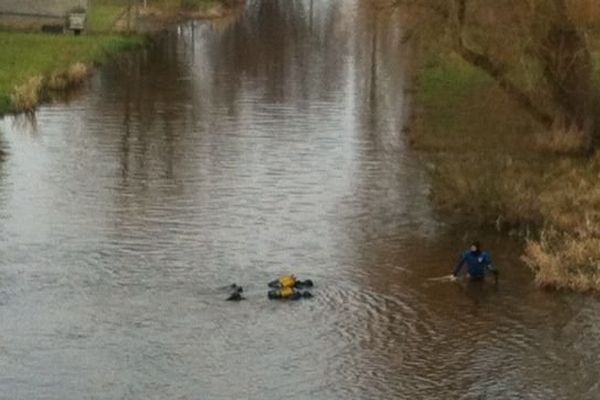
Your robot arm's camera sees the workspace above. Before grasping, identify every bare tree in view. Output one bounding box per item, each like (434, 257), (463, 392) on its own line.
(387, 0), (594, 134)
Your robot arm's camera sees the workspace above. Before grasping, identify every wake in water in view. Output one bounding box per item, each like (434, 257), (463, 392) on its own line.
(426, 275), (456, 282)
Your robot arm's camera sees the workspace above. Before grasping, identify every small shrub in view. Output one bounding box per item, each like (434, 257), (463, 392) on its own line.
(523, 232), (600, 292)
(47, 71), (69, 91)
(66, 62), (90, 85)
(46, 63), (90, 91)
(11, 76), (43, 112)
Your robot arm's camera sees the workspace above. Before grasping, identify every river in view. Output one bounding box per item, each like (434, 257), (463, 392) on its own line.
(1, 1), (599, 399)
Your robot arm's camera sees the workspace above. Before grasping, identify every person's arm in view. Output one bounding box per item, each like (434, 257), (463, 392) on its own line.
(452, 253), (466, 277)
(484, 253), (498, 277)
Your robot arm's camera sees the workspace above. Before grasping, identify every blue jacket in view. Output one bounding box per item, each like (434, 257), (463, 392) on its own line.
(453, 251), (494, 279)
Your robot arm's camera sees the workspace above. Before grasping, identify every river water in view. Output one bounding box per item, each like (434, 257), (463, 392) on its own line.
(1, 1), (599, 399)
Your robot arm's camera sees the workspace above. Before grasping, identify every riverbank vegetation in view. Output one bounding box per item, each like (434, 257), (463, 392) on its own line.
(89, 1), (130, 32)
(90, 0), (240, 32)
(391, 0), (600, 291)
(0, 0), (144, 115)
(113, 0), (244, 32)
(0, 0), (242, 115)
(0, 33), (142, 114)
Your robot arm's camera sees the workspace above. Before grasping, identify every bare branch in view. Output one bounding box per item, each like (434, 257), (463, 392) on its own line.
(452, 0), (554, 128)
(454, 44), (554, 128)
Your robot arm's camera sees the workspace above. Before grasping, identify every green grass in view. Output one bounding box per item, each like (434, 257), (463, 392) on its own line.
(0, 0), (232, 114)
(89, 3), (127, 32)
(413, 49), (564, 224)
(418, 53), (492, 103)
(414, 51), (539, 155)
(151, 0), (219, 10)
(0, 32), (142, 114)
(86, 0), (219, 33)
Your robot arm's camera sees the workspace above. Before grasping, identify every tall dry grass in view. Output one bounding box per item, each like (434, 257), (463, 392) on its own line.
(47, 63), (91, 91)
(524, 233), (600, 291)
(10, 63), (92, 113)
(568, 0), (600, 26)
(11, 76), (43, 112)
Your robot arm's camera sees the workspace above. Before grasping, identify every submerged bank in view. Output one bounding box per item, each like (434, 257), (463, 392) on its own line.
(411, 50), (600, 292)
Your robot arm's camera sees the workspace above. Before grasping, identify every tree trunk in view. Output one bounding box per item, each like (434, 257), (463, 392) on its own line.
(539, 0), (592, 132)
(452, 0), (554, 128)
(452, 0), (592, 132)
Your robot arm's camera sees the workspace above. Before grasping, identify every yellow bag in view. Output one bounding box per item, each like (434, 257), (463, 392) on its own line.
(279, 275), (297, 288)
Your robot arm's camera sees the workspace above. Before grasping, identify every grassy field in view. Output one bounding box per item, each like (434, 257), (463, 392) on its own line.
(0, 0), (235, 114)
(0, 0), (147, 114)
(86, 0), (220, 32)
(412, 50), (600, 291)
(88, 2), (128, 32)
(149, 0), (220, 10)
(0, 0), (241, 114)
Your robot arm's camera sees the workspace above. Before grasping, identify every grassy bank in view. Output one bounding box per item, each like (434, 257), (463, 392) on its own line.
(0, 32), (142, 114)
(88, 0), (227, 29)
(0, 0), (241, 115)
(89, 1), (130, 32)
(412, 51), (600, 292)
(0, 0), (143, 115)
(148, 0), (222, 10)
(89, 0), (228, 33)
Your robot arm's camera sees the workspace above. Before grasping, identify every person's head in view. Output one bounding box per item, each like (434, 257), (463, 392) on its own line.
(470, 241), (481, 253)
(302, 291), (313, 299)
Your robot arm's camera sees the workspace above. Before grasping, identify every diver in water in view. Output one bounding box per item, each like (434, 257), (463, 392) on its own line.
(451, 241), (498, 282)
(225, 285), (245, 301)
(225, 277), (315, 301)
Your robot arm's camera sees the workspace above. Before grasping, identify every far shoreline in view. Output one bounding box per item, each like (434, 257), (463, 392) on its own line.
(0, 0), (245, 118)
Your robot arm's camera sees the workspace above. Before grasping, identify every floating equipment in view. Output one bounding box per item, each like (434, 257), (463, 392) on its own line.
(268, 287), (313, 300)
(267, 275), (315, 299)
(268, 275), (314, 289)
(296, 279), (313, 289)
(281, 275), (298, 288)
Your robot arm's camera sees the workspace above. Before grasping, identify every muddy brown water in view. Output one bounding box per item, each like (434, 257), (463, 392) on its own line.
(1, 1), (599, 399)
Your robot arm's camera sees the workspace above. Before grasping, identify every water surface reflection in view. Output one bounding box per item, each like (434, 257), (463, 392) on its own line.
(0, 1), (599, 399)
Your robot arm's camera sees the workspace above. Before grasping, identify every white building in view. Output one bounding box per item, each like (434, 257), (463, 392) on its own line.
(0, 0), (90, 32)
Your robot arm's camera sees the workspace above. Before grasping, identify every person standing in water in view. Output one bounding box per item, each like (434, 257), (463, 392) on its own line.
(451, 241), (498, 282)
